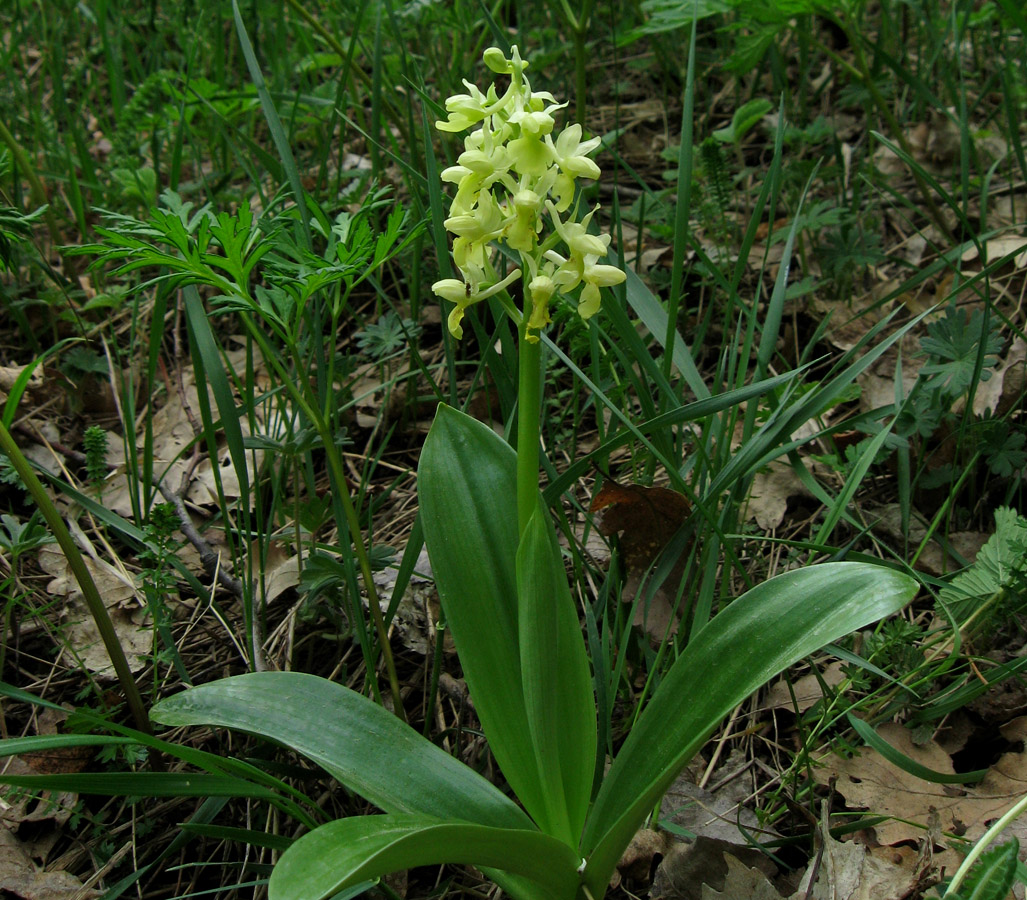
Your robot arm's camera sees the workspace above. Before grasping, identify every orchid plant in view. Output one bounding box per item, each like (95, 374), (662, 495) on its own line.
(151, 47), (917, 900)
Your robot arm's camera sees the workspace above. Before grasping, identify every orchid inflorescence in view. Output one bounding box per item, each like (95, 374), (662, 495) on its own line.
(432, 46), (625, 341)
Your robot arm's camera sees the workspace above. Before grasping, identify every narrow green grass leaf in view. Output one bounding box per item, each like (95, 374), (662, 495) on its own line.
(182, 286), (250, 505)
(622, 269), (709, 400)
(231, 0), (310, 246)
(813, 423), (895, 547)
(177, 823), (294, 852)
(994, 0), (1027, 33)
(847, 714), (986, 784)
(0, 734), (141, 755)
(663, 18), (697, 393)
(542, 366), (800, 503)
(0, 772), (281, 799)
(1, 338), (77, 427)
(0, 711), (318, 825)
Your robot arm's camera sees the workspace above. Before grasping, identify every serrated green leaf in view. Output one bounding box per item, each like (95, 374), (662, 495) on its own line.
(958, 837), (1019, 900)
(936, 507), (1027, 626)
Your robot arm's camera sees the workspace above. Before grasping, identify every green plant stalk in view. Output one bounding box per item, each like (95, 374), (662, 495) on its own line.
(0, 422), (153, 739)
(943, 791), (1027, 897)
(238, 315), (405, 716)
(516, 321), (542, 538)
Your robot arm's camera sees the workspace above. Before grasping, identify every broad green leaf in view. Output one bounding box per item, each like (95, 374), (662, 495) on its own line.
(580, 562), (916, 894)
(268, 814), (582, 900)
(517, 502), (597, 844)
(418, 404), (547, 830)
(151, 672), (531, 830)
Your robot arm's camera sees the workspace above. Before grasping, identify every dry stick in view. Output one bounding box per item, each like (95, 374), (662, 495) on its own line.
(155, 483), (245, 602)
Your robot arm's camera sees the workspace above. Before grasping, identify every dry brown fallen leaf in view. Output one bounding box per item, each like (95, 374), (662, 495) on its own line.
(867, 502), (989, 577)
(745, 460), (811, 531)
(814, 719), (1027, 858)
(651, 837), (781, 900)
(102, 346), (272, 517)
(659, 750), (763, 847)
(763, 660), (847, 714)
(793, 827), (935, 900)
(0, 827), (99, 900)
(654, 816), (933, 900)
(590, 478), (691, 640)
(371, 547), (436, 655)
(37, 545), (151, 676)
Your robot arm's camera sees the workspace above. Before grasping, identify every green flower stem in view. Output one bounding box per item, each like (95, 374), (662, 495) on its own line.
(944, 792), (1027, 897)
(0, 422), (154, 741)
(516, 320), (543, 538)
(238, 315), (406, 718)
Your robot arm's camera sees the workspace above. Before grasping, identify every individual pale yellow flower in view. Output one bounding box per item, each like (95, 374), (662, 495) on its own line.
(523, 255), (557, 341)
(506, 190), (543, 251)
(432, 278), (474, 339)
(547, 124), (602, 210)
(436, 81), (492, 133)
(579, 259), (625, 318)
(547, 202), (610, 258)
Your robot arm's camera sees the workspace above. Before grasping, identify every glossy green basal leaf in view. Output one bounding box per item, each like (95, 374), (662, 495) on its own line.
(151, 672), (530, 829)
(580, 562), (917, 895)
(418, 404), (548, 831)
(268, 814), (583, 900)
(517, 501), (597, 845)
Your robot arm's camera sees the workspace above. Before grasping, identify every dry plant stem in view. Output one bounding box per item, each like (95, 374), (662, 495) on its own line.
(0, 421), (155, 740)
(156, 484), (245, 601)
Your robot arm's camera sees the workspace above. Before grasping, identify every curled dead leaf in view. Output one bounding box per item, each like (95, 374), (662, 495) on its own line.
(590, 479), (691, 640)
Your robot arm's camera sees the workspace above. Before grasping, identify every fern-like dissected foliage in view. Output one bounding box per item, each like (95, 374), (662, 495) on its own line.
(935, 507), (1027, 633)
(700, 138), (731, 219)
